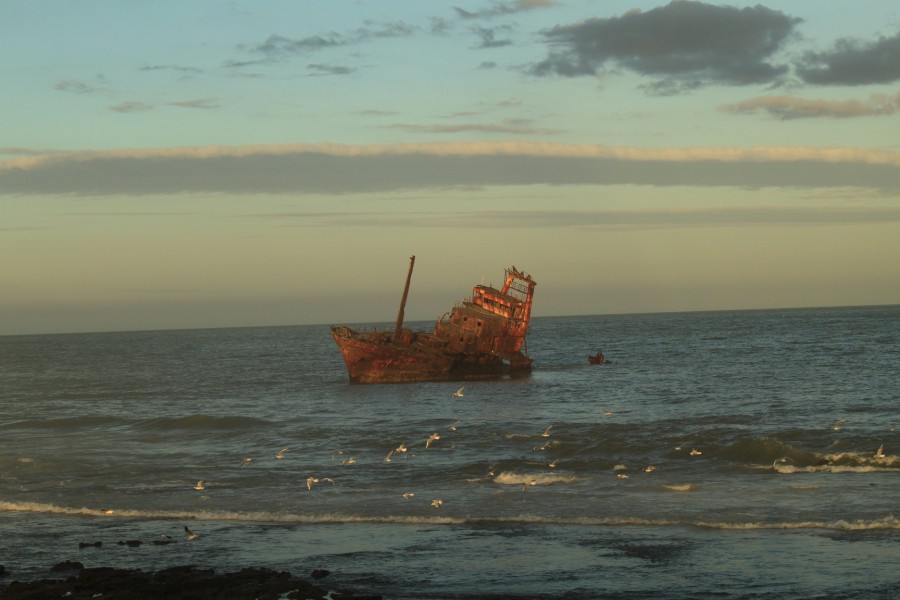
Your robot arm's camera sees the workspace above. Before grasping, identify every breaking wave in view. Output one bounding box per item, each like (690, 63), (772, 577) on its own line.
(662, 484), (699, 492)
(492, 471), (580, 486)
(3, 501), (897, 532)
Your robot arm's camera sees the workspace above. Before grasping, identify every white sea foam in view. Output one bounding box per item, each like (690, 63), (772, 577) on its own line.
(492, 471), (579, 486)
(773, 464), (893, 474)
(4, 501), (896, 531)
(662, 483), (698, 492)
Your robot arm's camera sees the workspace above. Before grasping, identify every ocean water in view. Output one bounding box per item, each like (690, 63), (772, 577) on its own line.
(1, 306), (898, 599)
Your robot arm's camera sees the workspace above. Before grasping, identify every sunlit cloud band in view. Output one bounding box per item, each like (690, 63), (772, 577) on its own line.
(2, 142), (897, 196)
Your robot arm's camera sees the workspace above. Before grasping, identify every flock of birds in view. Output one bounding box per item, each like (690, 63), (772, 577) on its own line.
(173, 392), (890, 542)
(175, 385), (704, 540)
(178, 386), (466, 539)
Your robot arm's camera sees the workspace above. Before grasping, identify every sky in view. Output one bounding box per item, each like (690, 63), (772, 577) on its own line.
(1, 0), (899, 335)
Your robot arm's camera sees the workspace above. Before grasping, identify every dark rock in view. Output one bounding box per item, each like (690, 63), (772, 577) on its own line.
(0, 565), (387, 600)
(311, 568), (330, 579)
(0, 565), (7, 577)
(117, 539), (143, 547)
(49, 560), (83, 573)
(78, 541), (102, 549)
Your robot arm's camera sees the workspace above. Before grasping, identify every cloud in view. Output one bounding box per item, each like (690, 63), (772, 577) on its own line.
(721, 92), (900, 119)
(797, 32), (900, 85)
(306, 63), (356, 76)
(235, 21), (418, 66)
(54, 79), (106, 94)
(530, 1), (799, 88)
(249, 206), (900, 229)
(386, 119), (559, 135)
(0, 147), (62, 157)
(109, 101), (153, 113)
(247, 34), (342, 61)
(2, 141), (897, 196)
(454, 0), (554, 20)
(168, 98), (220, 109)
(139, 64), (203, 77)
(472, 26), (513, 48)
(357, 109), (399, 117)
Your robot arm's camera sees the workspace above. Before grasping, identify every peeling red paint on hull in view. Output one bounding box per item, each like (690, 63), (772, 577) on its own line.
(331, 327), (455, 383)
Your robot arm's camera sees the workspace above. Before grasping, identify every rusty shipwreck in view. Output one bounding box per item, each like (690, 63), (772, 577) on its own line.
(331, 256), (536, 383)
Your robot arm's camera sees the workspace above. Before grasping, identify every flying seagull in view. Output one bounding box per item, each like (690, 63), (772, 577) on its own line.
(431, 499), (443, 508)
(452, 387), (464, 397)
(184, 526), (198, 540)
(239, 457), (253, 467)
(275, 448), (288, 459)
(426, 433), (440, 448)
(193, 480), (205, 491)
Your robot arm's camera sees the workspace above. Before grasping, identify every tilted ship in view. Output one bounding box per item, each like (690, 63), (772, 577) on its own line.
(331, 256), (536, 383)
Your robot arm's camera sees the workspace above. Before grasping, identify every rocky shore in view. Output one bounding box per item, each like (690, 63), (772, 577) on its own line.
(0, 562), (381, 599)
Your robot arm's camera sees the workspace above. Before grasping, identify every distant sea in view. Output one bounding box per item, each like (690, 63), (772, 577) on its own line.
(1, 306), (898, 599)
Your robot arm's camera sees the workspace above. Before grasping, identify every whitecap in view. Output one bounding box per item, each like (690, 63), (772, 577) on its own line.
(662, 483), (697, 492)
(492, 471), (579, 486)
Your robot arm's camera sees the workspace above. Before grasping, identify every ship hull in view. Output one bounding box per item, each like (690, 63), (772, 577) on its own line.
(331, 326), (530, 384)
(331, 326), (453, 383)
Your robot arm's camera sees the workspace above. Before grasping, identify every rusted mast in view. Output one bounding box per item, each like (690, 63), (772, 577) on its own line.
(392, 255), (416, 343)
